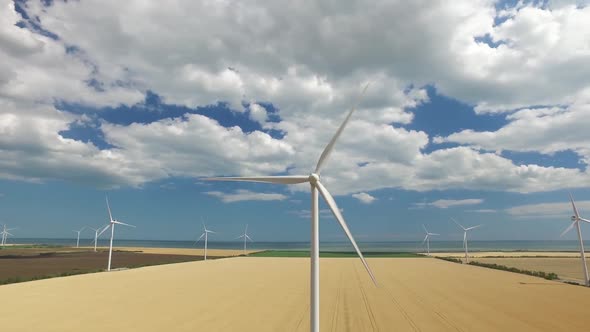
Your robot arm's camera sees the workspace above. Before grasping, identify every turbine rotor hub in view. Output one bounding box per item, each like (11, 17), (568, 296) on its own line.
(572, 216), (577, 221)
(309, 173), (320, 184)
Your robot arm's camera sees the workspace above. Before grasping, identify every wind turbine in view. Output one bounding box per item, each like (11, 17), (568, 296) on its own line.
(97, 197), (135, 271)
(88, 226), (104, 252)
(206, 84), (376, 332)
(73, 227), (86, 248)
(561, 193), (590, 286)
(196, 223), (215, 260)
(1, 224), (16, 246)
(452, 218), (481, 263)
(235, 224), (253, 255)
(422, 225), (439, 256)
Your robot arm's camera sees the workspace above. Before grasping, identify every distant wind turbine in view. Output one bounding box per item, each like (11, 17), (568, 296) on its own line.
(97, 197), (136, 271)
(206, 83), (376, 332)
(561, 193), (590, 286)
(1, 224), (16, 246)
(235, 224), (253, 255)
(422, 225), (439, 256)
(73, 227), (86, 248)
(88, 226), (104, 252)
(196, 222), (215, 260)
(452, 218), (481, 263)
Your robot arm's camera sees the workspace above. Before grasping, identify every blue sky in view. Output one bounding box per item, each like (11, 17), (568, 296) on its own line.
(1, 0), (590, 242)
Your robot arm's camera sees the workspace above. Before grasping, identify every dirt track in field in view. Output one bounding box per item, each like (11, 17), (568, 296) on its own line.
(1, 257), (589, 331)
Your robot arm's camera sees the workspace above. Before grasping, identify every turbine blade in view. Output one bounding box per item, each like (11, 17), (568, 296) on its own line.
(580, 218), (590, 224)
(314, 83), (370, 174)
(570, 193), (580, 219)
(205, 176), (308, 185)
(430, 233), (440, 236)
(195, 233), (205, 243)
(246, 235), (253, 242)
(466, 224), (482, 231)
(5, 232), (13, 236)
(235, 235), (245, 240)
(561, 220), (577, 237)
(451, 218), (466, 231)
(422, 234), (428, 244)
(315, 181), (377, 285)
(106, 196), (113, 221)
(422, 224), (428, 234)
(97, 224), (111, 237)
(113, 221), (136, 228)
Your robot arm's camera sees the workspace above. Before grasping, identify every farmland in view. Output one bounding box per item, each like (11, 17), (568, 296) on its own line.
(1, 257), (589, 331)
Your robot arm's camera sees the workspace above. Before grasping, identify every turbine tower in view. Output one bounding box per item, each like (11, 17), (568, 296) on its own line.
(196, 222), (215, 260)
(73, 227), (86, 248)
(206, 83), (376, 332)
(561, 193), (590, 286)
(88, 226), (103, 252)
(235, 224), (253, 255)
(97, 197), (135, 271)
(422, 224), (439, 256)
(452, 218), (481, 263)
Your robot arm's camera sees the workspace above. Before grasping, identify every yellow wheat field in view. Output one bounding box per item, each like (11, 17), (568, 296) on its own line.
(1, 257), (589, 331)
(433, 251), (582, 258)
(473, 257), (588, 283)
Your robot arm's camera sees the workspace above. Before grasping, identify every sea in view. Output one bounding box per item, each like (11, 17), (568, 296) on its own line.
(6, 239), (587, 253)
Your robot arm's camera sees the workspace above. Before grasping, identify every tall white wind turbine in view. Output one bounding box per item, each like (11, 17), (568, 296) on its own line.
(452, 218), (481, 263)
(73, 227), (86, 248)
(561, 193), (590, 286)
(422, 225), (439, 256)
(1, 224), (15, 246)
(207, 84), (377, 332)
(97, 197), (135, 271)
(196, 223), (215, 260)
(235, 224), (253, 255)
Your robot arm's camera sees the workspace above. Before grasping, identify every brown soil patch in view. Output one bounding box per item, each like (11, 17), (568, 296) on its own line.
(0, 250), (204, 283)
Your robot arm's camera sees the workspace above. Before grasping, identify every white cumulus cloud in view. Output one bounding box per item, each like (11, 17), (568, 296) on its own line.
(352, 192), (377, 204)
(205, 189), (288, 203)
(505, 199), (590, 219)
(0, 0), (589, 197)
(413, 198), (484, 209)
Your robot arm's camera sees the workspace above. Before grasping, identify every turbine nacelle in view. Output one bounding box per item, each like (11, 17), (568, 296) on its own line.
(309, 173), (320, 184)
